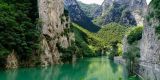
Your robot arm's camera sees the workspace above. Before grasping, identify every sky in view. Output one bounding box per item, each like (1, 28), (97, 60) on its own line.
(77, 0), (152, 5)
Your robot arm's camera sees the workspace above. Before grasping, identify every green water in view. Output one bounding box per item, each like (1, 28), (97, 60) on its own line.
(0, 57), (140, 80)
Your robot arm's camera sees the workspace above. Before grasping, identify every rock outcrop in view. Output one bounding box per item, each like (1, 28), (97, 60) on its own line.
(64, 0), (100, 32)
(5, 50), (18, 68)
(38, 0), (74, 66)
(93, 0), (147, 26)
(139, 0), (160, 79)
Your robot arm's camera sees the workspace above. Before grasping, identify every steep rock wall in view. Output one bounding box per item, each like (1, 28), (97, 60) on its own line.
(38, 0), (74, 66)
(139, 1), (160, 79)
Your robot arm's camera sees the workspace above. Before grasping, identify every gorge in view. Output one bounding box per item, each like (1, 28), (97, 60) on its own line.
(0, 0), (159, 80)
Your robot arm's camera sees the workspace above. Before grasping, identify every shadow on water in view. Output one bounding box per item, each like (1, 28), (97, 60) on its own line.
(0, 57), (141, 80)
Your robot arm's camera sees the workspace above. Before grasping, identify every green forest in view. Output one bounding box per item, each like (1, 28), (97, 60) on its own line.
(0, 0), (40, 59)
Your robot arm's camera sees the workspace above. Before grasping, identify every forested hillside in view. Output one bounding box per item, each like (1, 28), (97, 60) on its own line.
(0, 0), (40, 59)
(71, 23), (128, 57)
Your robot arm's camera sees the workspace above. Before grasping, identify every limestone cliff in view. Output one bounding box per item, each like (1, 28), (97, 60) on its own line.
(38, 0), (74, 66)
(93, 0), (147, 26)
(139, 0), (160, 79)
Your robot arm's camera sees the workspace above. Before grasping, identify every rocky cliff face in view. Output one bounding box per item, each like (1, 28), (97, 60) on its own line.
(38, 0), (74, 66)
(64, 0), (100, 32)
(93, 0), (113, 18)
(93, 0), (147, 26)
(139, 0), (160, 79)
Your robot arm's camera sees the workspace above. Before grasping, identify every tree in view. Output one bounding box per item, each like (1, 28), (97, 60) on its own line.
(123, 45), (140, 75)
(0, 0), (40, 59)
(127, 26), (143, 44)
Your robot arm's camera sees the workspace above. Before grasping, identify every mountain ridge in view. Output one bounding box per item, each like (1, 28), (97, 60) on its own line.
(93, 0), (147, 26)
(64, 0), (100, 32)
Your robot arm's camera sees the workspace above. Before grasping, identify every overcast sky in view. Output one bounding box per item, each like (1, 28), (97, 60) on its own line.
(77, 0), (152, 5)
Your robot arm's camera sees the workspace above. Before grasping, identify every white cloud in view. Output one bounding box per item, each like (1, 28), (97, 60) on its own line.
(146, 0), (152, 5)
(77, 0), (104, 5)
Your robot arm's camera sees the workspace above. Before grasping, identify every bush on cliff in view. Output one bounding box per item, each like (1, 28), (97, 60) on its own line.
(127, 26), (143, 44)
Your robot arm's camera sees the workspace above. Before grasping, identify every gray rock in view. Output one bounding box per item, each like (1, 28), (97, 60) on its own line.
(139, 2), (160, 80)
(93, 0), (147, 26)
(38, 0), (74, 66)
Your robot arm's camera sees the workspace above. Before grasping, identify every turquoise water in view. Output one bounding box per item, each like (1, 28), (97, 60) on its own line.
(0, 57), (140, 80)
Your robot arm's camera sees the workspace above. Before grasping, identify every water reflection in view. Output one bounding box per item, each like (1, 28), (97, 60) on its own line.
(0, 57), (139, 80)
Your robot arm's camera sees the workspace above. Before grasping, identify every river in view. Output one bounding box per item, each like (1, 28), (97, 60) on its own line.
(0, 57), (140, 80)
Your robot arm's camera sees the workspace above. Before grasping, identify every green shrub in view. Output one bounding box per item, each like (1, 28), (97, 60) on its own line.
(108, 41), (118, 60)
(127, 26), (143, 44)
(150, 0), (160, 21)
(148, 0), (160, 38)
(156, 24), (160, 34)
(155, 24), (160, 39)
(117, 43), (123, 56)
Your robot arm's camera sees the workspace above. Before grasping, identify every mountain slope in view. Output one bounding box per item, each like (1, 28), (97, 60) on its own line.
(77, 1), (100, 18)
(64, 0), (100, 32)
(71, 22), (128, 56)
(93, 0), (147, 26)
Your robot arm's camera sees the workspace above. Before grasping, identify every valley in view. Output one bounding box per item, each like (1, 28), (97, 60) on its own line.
(0, 0), (159, 80)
